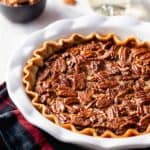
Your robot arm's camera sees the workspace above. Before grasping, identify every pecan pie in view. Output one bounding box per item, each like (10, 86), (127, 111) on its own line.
(23, 33), (150, 138)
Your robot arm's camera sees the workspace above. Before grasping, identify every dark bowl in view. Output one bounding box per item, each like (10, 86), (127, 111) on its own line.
(0, 0), (46, 23)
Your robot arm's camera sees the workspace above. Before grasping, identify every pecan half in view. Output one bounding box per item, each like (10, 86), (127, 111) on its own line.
(139, 114), (150, 130)
(95, 95), (113, 109)
(57, 86), (77, 97)
(71, 115), (91, 127)
(72, 73), (86, 90)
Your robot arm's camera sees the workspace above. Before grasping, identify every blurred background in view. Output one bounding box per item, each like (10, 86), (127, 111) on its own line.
(0, 0), (149, 82)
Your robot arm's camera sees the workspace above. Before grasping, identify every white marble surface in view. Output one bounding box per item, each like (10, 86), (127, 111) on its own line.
(0, 0), (92, 82)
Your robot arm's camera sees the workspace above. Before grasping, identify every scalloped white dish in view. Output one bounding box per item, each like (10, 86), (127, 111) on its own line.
(7, 14), (150, 150)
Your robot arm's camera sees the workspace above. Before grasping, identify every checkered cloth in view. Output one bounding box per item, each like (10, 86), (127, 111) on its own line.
(0, 83), (85, 150)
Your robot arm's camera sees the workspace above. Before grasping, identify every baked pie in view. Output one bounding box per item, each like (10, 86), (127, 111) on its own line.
(23, 33), (150, 138)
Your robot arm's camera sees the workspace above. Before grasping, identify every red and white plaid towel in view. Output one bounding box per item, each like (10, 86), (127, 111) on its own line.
(0, 83), (85, 150)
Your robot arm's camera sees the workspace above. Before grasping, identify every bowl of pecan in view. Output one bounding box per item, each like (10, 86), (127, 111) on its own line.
(0, 0), (46, 22)
(7, 15), (150, 150)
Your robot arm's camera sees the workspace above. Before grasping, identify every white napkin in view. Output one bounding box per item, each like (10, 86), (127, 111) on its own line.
(125, 0), (150, 21)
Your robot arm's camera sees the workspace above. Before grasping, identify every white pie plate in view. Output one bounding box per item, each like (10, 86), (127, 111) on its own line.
(7, 14), (150, 150)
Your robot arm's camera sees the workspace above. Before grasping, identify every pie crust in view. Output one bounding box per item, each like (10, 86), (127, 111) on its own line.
(23, 33), (150, 138)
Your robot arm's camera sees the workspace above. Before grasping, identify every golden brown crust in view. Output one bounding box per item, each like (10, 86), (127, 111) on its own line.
(23, 33), (150, 138)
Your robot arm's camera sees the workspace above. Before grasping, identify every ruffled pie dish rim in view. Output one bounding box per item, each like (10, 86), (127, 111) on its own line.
(23, 32), (150, 138)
